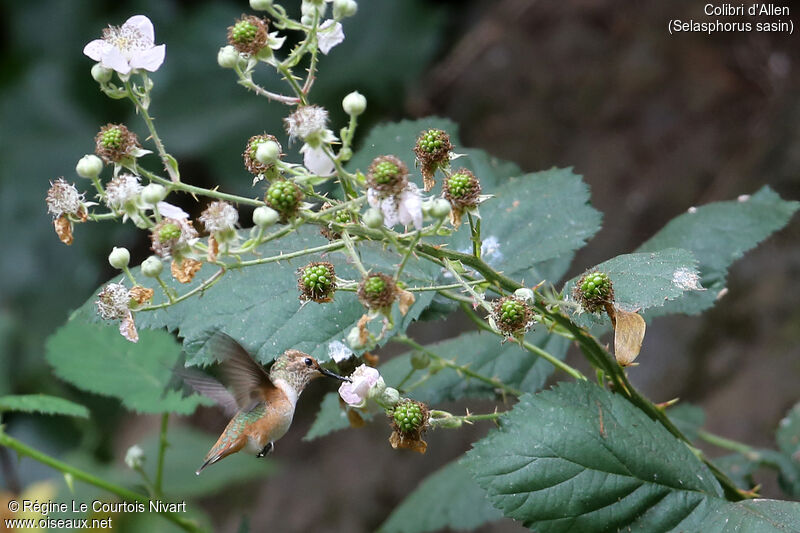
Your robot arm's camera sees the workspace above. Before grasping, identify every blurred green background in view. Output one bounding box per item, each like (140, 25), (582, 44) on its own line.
(1, 0), (799, 532)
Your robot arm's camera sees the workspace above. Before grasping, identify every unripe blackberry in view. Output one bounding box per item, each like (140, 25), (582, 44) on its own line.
(94, 124), (140, 163)
(574, 271), (614, 313)
(319, 202), (353, 240)
(392, 399), (428, 435)
(158, 223), (181, 241)
(366, 155), (408, 196)
(493, 296), (533, 336)
(443, 169), (481, 209)
(298, 261), (336, 303)
(357, 272), (397, 310)
(265, 180), (303, 221)
(244, 134), (282, 175)
(363, 208), (383, 229)
(413, 129), (453, 191)
(227, 15), (268, 55)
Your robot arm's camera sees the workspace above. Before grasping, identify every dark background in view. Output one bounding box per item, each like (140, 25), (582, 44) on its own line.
(0, 0), (798, 531)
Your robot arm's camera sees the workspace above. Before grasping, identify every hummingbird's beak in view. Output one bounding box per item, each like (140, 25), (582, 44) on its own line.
(319, 367), (351, 382)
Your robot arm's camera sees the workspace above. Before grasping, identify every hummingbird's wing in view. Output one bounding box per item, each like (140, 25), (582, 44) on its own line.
(177, 367), (239, 417)
(208, 332), (274, 410)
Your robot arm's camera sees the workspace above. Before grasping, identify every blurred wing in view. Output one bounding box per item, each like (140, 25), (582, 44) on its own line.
(177, 367), (239, 417)
(208, 332), (274, 409)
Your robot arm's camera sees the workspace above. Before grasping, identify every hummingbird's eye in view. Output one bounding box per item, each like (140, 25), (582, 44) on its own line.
(304, 357), (313, 367)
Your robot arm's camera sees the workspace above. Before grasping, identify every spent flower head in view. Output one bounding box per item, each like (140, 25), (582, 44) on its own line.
(95, 124), (140, 164)
(265, 180), (304, 221)
(298, 261), (337, 303)
(227, 15), (269, 55)
(284, 105), (329, 142)
(493, 296), (534, 337)
(96, 282), (131, 320)
(46, 179), (84, 218)
(574, 271), (614, 313)
(357, 272), (397, 310)
(244, 134), (282, 175)
(199, 201), (239, 233)
(150, 218), (198, 258)
(414, 129), (453, 191)
(104, 173), (142, 212)
(83, 15), (166, 75)
(367, 155), (409, 197)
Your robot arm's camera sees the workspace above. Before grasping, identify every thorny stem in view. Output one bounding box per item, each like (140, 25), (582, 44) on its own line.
(467, 212), (481, 259)
(125, 79), (179, 183)
(341, 231), (368, 277)
(395, 230), (421, 281)
(0, 430), (202, 532)
(394, 335), (522, 397)
(234, 71), (300, 105)
(137, 166), (264, 207)
(140, 268), (226, 311)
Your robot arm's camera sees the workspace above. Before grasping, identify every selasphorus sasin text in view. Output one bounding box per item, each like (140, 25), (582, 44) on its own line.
(182, 333), (348, 474)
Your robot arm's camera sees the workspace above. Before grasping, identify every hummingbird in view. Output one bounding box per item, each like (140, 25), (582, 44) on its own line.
(181, 333), (349, 474)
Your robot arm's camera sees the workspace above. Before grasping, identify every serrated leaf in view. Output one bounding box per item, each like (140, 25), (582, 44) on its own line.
(45, 320), (210, 414)
(637, 187), (798, 316)
(0, 394), (89, 418)
(379, 459), (503, 533)
(465, 381), (800, 532)
(565, 248), (701, 321)
(304, 329), (568, 441)
(74, 227), (439, 366)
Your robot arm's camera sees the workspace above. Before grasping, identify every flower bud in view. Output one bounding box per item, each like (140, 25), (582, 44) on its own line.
(342, 91), (366, 116)
(141, 183), (167, 205)
(124, 445), (145, 470)
(367, 376), (387, 400)
(255, 140), (281, 165)
(346, 326), (366, 350)
(249, 0), (273, 10)
(363, 207), (383, 229)
(333, 0), (358, 19)
(217, 45), (241, 69)
(430, 198), (451, 219)
(410, 351), (430, 369)
(141, 256), (164, 278)
(380, 387), (400, 407)
(91, 63), (113, 84)
(108, 247), (130, 269)
(253, 206), (280, 228)
(75, 154), (103, 179)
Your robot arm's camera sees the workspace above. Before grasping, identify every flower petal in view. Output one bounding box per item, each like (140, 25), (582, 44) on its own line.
(317, 20), (344, 55)
(130, 44), (166, 72)
(301, 144), (335, 176)
(123, 15), (155, 42)
(83, 39), (111, 62)
(156, 201), (189, 219)
(101, 46), (132, 74)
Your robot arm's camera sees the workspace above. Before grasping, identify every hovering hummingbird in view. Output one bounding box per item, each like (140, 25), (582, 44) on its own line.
(181, 333), (349, 474)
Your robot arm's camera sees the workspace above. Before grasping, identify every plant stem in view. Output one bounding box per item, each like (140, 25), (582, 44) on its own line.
(140, 268), (226, 311)
(341, 231), (368, 276)
(395, 231), (421, 281)
(467, 212), (481, 259)
(394, 335), (521, 397)
(230, 240), (345, 269)
(137, 166), (264, 207)
(0, 430), (202, 532)
(125, 80), (179, 183)
(697, 429), (755, 455)
(155, 413), (169, 498)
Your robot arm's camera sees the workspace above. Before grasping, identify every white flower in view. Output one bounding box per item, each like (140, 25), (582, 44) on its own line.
(124, 445), (145, 469)
(284, 105), (329, 141)
(199, 201), (239, 233)
(317, 20), (344, 55)
(46, 179), (84, 218)
(367, 183), (423, 230)
(105, 174), (142, 211)
(156, 201), (189, 219)
(83, 15), (166, 75)
(328, 341), (353, 363)
(300, 144), (335, 176)
(339, 364), (381, 407)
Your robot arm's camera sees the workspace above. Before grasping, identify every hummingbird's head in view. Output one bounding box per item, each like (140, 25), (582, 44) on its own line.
(270, 350), (350, 391)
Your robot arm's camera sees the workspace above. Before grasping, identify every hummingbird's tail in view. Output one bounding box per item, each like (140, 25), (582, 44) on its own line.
(196, 435), (246, 475)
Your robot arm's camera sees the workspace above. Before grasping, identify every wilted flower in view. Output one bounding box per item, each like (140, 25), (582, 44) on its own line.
(357, 272), (398, 310)
(227, 15), (269, 55)
(284, 105), (329, 142)
(150, 218), (198, 258)
(96, 282), (139, 343)
(104, 173), (142, 211)
(367, 183), (423, 230)
(317, 20), (344, 55)
(95, 124), (141, 164)
(46, 179), (84, 218)
(339, 364), (382, 407)
(83, 15), (166, 75)
(199, 201), (238, 233)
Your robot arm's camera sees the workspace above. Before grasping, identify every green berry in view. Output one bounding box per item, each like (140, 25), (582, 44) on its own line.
(301, 264), (333, 293)
(266, 180), (300, 215)
(334, 210), (352, 224)
(418, 130), (443, 153)
(231, 20), (258, 43)
(363, 275), (386, 296)
(372, 160), (400, 185)
(158, 223), (181, 241)
(393, 401), (425, 433)
(101, 128), (123, 149)
(446, 173), (472, 198)
(580, 272), (611, 300)
(500, 299), (524, 322)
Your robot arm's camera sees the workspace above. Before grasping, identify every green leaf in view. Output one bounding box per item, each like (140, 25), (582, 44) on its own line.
(564, 248), (702, 324)
(637, 187), (799, 316)
(465, 381), (800, 532)
(0, 394), (89, 418)
(45, 320), (210, 414)
(304, 328), (568, 441)
(777, 402), (800, 461)
(74, 227), (439, 366)
(666, 402), (705, 442)
(379, 459), (503, 533)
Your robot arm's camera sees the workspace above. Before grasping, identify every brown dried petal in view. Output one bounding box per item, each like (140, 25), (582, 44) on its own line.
(129, 286), (154, 305)
(611, 306), (646, 366)
(207, 235), (219, 263)
(397, 289), (415, 316)
(347, 409), (366, 428)
(389, 431), (427, 454)
(171, 258), (203, 284)
(54, 215), (73, 245)
(119, 311), (139, 343)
